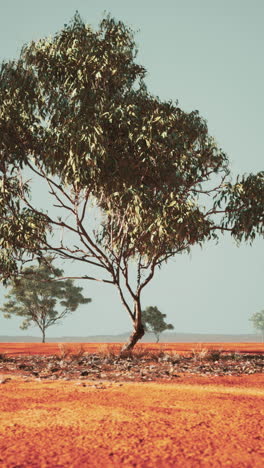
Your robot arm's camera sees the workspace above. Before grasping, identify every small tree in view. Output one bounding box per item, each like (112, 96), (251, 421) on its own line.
(249, 310), (264, 342)
(142, 306), (174, 343)
(0, 259), (91, 342)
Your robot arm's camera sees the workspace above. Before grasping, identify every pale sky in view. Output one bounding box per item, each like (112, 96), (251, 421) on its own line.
(0, 0), (263, 338)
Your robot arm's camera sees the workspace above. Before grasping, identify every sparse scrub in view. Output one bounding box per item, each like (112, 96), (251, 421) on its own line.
(69, 345), (87, 361)
(58, 343), (73, 360)
(189, 345), (209, 361)
(0, 353), (7, 361)
(227, 352), (242, 361)
(169, 352), (182, 364)
(188, 346), (224, 362)
(98, 344), (121, 358)
(119, 344), (149, 360)
(205, 349), (223, 361)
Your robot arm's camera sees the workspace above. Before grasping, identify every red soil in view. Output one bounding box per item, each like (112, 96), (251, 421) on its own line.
(0, 343), (263, 467)
(1, 341), (263, 356)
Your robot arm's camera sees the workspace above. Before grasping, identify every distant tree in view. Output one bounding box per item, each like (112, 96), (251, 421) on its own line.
(0, 258), (91, 342)
(249, 310), (264, 342)
(0, 14), (263, 350)
(142, 306), (174, 343)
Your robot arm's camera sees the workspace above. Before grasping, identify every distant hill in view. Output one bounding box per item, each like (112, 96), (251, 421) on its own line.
(0, 332), (261, 343)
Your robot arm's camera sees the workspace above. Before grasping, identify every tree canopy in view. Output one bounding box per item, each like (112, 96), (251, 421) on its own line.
(249, 310), (264, 342)
(0, 258), (91, 342)
(142, 306), (174, 342)
(0, 13), (263, 349)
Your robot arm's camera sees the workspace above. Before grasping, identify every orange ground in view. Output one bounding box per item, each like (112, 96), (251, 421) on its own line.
(1, 341), (264, 356)
(0, 343), (263, 467)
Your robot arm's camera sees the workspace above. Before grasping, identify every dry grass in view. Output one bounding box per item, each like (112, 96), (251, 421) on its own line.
(55, 342), (250, 365)
(188, 345), (224, 362)
(0, 352), (7, 361)
(97, 344), (122, 358)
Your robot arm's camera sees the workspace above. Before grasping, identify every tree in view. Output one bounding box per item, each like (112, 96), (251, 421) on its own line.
(0, 14), (263, 350)
(0, 258), (91, 342)
(249, 310), (264, 342)
(142, 306), (174, 343)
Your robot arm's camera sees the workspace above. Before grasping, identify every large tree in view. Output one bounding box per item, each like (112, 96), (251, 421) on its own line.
(0, 258), (91, 342)
(0, 14), (263, 349)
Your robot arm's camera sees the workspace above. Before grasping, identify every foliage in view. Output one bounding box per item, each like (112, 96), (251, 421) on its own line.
(0, 258), (91, 342)
(249, 310), (264, 341)
(216, 172), (264, 242)
(0, 173), (49, 283)
(0, 13), (263, 348)
(142, 306), (174, 342)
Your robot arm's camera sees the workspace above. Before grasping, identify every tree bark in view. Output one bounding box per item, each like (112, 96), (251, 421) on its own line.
(121, 298), (145, 352)
(42, 329), (46, 343)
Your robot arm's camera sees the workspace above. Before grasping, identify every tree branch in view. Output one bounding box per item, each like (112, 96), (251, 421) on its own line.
(27, 161), (73, 205)
(115, 282), (135, 321)
(53, 275), (114, 284)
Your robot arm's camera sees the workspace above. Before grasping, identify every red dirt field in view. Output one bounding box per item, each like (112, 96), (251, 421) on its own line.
(1, 341), (264, 356)
(0, 343), (263, 467)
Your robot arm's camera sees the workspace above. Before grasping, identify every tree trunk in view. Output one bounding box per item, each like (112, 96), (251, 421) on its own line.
(121, 298), (145, 352)
(42, 329), (46, 343)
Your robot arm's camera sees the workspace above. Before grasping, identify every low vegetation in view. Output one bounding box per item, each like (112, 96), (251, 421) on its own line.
(0, 346), (263, 382)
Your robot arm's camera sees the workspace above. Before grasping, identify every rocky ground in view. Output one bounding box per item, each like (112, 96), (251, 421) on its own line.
(0, 347), (263, 383)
